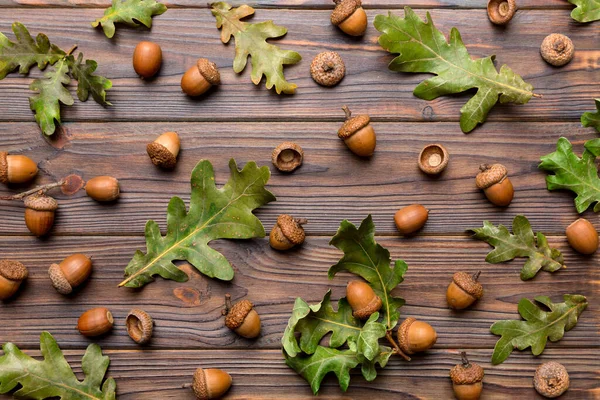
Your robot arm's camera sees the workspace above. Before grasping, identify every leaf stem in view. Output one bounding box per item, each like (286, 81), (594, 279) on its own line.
(532, 93), (543, 98)
(66, 45), (78, 56)
(221, 293), (232, 316)
(385, 330), (411, 361)
(0, 180), (65, 201)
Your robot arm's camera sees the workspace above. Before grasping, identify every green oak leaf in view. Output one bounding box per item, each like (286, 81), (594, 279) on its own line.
(490, 295), (588, 364)
(0, 331), (116, 399)
(211, 2), (302, 94)
(568, 0), (600, 22)
(0, 22), (65, 79)
(91, 0), (167, 39)
(581, 99), (600, 132)
(67, 53), (112, 106)
(469, 215), (564, 280)
(359, 344), (393, 382)
(29, 58), (74, 136)
(374, 7), (536, 133)
(120, 159), (275, 288)
(356, 313), (387, 361)
(539, 137), (600, 213)
(329, 215), (407, 329)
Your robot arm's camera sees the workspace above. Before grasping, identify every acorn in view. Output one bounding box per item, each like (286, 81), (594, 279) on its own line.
(24, 194), (58, 236)
(310, 51), (345, 87)
(181, 58), (220, 97)
(77, 307), (114, 337)
(223, 294), (261, 339)
(330, 0), (367, 36)
(48, 254), (93, 295)
(0, 152), (38, 184)
(446, 271), (483, 310)
(566, 218), (598, 255)
(147, 131), (180, 169)
(450, 352), (485, 400)
(0, 260), (28, 301)
(132, 41), (162, 78)
(346, 280), (382, 319)
(540, 34), (574, 67)
(126, 309), (154, 344)
(475, 164), (514, 207)
(269, 214), (307, 251)
(533, 361), (569, 398)
(487, 0), (516, 25)
(85, 176), (120, 202)
(338, 106), (376, 157)
(272, 142), (303, 173)
(394, 204), (428, 236)
(192, 368), (232, 400)
(397, 317), (437, 354)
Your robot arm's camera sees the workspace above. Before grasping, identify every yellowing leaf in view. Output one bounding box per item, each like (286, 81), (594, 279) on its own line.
(92, 0), (167, 39)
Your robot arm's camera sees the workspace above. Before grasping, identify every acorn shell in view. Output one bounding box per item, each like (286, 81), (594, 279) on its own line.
(192, 368), (232, 400)
(487, 0), (516, 25)
(331, 0), (362, 26)
(126, 309), (154, 344)
(450, 361), (485, 385)
(452, 272), (483, 300)
(277, 214), (306, 245)
(475, 164), (507, 189)
(310, 51), (345, 87)
(147, 131), (180, 170)
(272, 142), (304, 172)
(540, 34), (574, 67)
(49, 263), (72, 295)
(533, 362), (569, 398)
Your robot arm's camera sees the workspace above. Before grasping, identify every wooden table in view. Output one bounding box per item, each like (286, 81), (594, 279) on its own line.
(0, 1), (598, 399)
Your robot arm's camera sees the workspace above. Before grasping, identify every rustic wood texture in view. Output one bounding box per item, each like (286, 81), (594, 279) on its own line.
(0, 2), (599, 399)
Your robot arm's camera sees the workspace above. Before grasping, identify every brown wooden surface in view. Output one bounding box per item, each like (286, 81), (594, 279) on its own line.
(0, 2), (599, 400)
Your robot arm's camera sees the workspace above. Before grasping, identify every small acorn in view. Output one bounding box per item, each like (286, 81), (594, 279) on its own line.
(269, 214), (307, 251)
(338, 106), (376, 157)
(0, 260), (28, 301)
(447, 271), (483, 310)
(450, 352), (484, 400)
(566, 218), (598, 255)
(487, 0), (516, 25)
(394, 204), (429, 236)
(533, 361), (569, 398)
(272, 142), (303, 173)
(126, 309), (154, 344)
(48, 254), (93, 295)
(192, 368), (232, 400)
(147, 131), (180, 169)
(540, 34), (574, 67)
(0, 152), (38, 184)
(330, 0), (367, 36)
(85, 176), (120, 202)
(475, 164), (514, 207)
(77, 307), (114, 337)
(181, 58), (220, 97)
(223, 294), (261, 339)
(346, 280), (382, 319)
(310, 51), (345, 87)
(397, 317), (437, 355)
(24, 194), (58, 237)
(132, 41), (162, 78)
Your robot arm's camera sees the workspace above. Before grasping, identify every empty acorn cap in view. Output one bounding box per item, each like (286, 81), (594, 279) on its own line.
(487, 0), (516, 25)
(418, 144), (449, 175)
(24, 195), (58, 211)
(331, 0), (362, 25)
(338, 114), (370, 139)
(272, 142), (304, 172)
(450, 360), (485, 384)
(475, 164), (508, 189)
(197, 58), (221, 86)
(0, 260), (28, 281)
(126, 309), (154, 344)
(277, 214), (306, 244)
(224, 299), (253, 330)
(452, 272), (483, 299)
(540, 34), (574, 67)
(48, 263), (72, 295)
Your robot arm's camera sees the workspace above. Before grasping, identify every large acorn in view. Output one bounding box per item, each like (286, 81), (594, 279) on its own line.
(147, 131), (180, 169)
(330, 0), (367, 36)
(181, 58), (220, 97)
(0, 260), (28, 300)
(269, 214), (307, 251)
(48, 254), (93, 295)
(346, 280), (382, 319)
(0, 152), (38, 184)
(223, 294), (261, 339)
(338, 106), (376, 157)
(475, 164), (514, 207)
(192, 368), (232, 400)
(24, 194), (58, 236)
(446, 271), (483, 310)
(450, 352), (485, 400)
(397, 317), (437, 355)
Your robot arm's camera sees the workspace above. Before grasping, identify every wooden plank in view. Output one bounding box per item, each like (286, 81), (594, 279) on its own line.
(0, 121), (598, 236)
(0, 349), (597, 399)
(0, 235), (596, 350)
(0, 9), (598, 123)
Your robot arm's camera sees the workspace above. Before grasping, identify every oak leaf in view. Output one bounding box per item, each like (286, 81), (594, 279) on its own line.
(91, 0), (167, 39)
(568, 0), (600, 22)
(67, 53), (112, 106)
(581, 99), (600, 132)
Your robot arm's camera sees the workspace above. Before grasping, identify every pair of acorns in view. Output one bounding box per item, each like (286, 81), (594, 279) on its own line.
(77, 307), (154, 345)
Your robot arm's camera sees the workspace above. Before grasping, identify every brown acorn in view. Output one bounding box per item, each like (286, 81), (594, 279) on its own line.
(132, 41), (162, 78)
(24, 194), (58, 237)
(192, 368), (232, 400)
(0, 260), (28, 301)
(346, 280), (382, 319)
(147, 131), (180, 169)
(394, 204), (429, 235)
(338, 106), (376, 157)
(269, 214), (307, 251)
(330, 0), (367, 36)
(566, 218), (599, 255)
(397, 317), (437, 355)
(475, 164), (514, 207)
(310, 51), (345, 87)
(450, 352), (484, 400)
(48, 254), (93, 295)
(126, 309), (154, 344)
(446, 271), (483, 310)
(77, 307), (114, 337)
(540, 34), (574, 67)
(272, 142), (304, 173)
(223, 294), (261, 339)
(487, 0), (516, 25)
(0, 152), (38, 184)
(181, 58), (220, 97)
(85, 176), (120, 202)
(533, 361), (569, 398)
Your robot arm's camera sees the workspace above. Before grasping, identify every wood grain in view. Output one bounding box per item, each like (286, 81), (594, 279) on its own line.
(0, 9), (598, 123)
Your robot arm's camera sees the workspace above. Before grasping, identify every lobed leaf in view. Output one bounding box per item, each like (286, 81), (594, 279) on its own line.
(91, 0), (167, 39)
(67, 53), (112, 106)
(568, 0), (600, 22)
(581, 99), (600, 132)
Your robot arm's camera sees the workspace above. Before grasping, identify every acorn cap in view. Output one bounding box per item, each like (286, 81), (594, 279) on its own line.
(224, 299), (253, 330)
(0, 260), (28, 281)
(197, 58), (220, 85)
(338, 114), (370, 139)
(147, 142), (177, 169)
(487, 0), (516, 25)
(452, 272), (483, 300)
(48, 263), (72, 295)
(310, 51), (346, 87)
(277, 214), (306, 245)
(475, 164), (508, 189)
(534, 361), (569, 398)
(398, 317), (416, 354)
(331, 0), (362, 25)
(192, 368), (209, 399)
(24, 195), (58, 211)
(450, 361), (485, 384)
(0, 152), (7, 184)
(272, 142), (304, 172)
(126, 308), (154, 344)
(540, 34), (574, 67)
